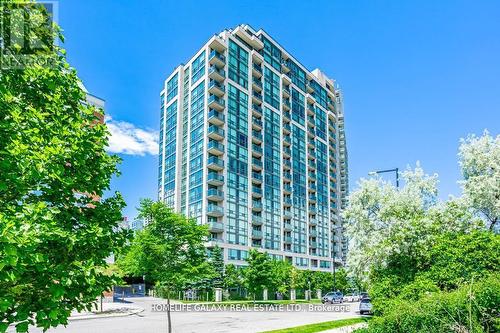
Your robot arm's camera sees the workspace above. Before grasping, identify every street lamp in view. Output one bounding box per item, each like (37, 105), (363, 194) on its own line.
(368, 168), (400, 188)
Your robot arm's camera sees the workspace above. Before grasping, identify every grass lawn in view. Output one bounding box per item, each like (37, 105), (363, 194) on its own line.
(260, 317), (369, 333)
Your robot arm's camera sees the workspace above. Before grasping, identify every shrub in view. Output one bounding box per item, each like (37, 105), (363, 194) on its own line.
(359, 275), (500, 333)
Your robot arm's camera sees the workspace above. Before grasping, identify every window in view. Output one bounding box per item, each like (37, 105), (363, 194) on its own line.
(191, 51), (206, 83)
(291, 88), (305, 125)
(166, 73), (178, 102)
(228, 40), (249, 88)
(263, 67), (280, 110)
(261, 36), (281, 71)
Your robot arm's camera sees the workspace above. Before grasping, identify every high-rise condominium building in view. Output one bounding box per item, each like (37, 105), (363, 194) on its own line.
(159, 25), (348, 271)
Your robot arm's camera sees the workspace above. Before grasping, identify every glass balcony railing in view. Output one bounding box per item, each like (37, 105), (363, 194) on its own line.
(253, 117), (263, 128)
(253, 63), (262, 74)
(207, 204), (224, 215)
(252, 171), (263, 181)
(208, 94), (225, 107)
(208, 109), (225, 123)
(207, 188), (224, 198)
(252, 130), (263, 141)
(208, 79), (225, 92)
(252, 158), (263, 168)
(207, 156), (224, 168)
(207, 140), (224, 152)
(209, 65), (225, 78)
(209, 50), (225, 63)
(252, 229), (263, 238)
(208, 221), (224, 232)
(208, 124), (224, 137)
(207, 172), (224, 183)
(253, 104), (263, 115)
(252, 144), (263, 154)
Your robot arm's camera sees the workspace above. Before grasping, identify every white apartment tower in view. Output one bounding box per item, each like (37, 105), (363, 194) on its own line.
(159, 25), (348, 271)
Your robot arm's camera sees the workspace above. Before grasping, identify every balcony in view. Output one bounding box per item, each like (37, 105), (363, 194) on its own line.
(283, 183), (292, 194)
(252, 91), (263, 104)
(307, 107), (315, 116)
(308, 150), (316, 160)
(284, 236), (293, 244)
(281, 60), (291, 73)
(309, 206), (317, 215)
(252, 157), (263, 170)
(252, 143), (263, 157)
(308, 162), (316, 171)
(283, 171), (292, 181)
(283, 99), (291, 111)
(306, 94), (315, 105)
(309, 229), (317, 237)
(283, 110), (291, 122)
(233, 26), (264, 50)
(283, 196), (292, 206)
(252, 200), (263, 211)
(251, 50), (263, 64)
(208, 50), (225, 68)
(283, 159), (291, 170)
(283, 135), (291, 146)
(309, 241), (318, 248)
(252, 117), (263, 130)
(208, 221), (224, 233)
(284, 222), (293, 232)
(308, 172), (317, 181)
(283, 146), (291, 157)
(309, 218), (318, 226)
(208, 79), (225, 97)
(207, 140), (224, 155)
(252, 186), (263, 198)
(207, 172), (224, 186)
(309, 183), (317, 192)
(208, 125), (224, 140)
(208, 95), (225, 111)
(208, 65), (225, 82)
(252, 103), (263, 118)
(283, 210), (292, 218)
(207, 204), (224, 217)
(282, 73), (291, 86)
(252, 171), (263, 184)
(308, 128), (316, 138)
(208, 109), (225, 126)
(309, 194), (317, 203)
(282, 86), (290, 97)
(252, 215), (263, 226)
(307, 115), (315, 126)
(307, 82), (315, 94)
(283, 123), (291, 134)
(207, 188), (224, 201)
(252, 229), (263, 239)
(208, 36), (226, 53)
(252, 78), (263, 92)
(252, 63), (263, 78)
(207, 156), (224, 171)
(252, 130), (263, 144)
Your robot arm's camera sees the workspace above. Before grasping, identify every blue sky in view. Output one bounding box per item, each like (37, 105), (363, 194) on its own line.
(59, 0), (499, 220)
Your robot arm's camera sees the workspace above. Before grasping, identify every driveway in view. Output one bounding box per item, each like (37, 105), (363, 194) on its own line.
(11, 297), (362, 333)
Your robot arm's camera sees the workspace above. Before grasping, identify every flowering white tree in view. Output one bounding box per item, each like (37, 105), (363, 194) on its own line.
(343, 164), (480, 282)
(459, 131), (500, 231)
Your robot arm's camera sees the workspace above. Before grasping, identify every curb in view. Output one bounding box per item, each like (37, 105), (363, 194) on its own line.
(69, 308), (144, 321)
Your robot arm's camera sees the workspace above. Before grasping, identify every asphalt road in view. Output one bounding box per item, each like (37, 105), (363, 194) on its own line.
(12, 297), (362, 333)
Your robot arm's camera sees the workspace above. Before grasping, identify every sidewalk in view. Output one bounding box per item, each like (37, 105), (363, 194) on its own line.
(69, 302), (144, 321)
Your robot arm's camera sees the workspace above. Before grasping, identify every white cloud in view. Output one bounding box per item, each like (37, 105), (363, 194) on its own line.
(105, 116), (159, 156)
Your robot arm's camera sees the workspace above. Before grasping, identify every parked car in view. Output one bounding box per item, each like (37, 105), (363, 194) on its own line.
(343, 293), (360, 302)
(322, 292), (344, 304)
(359, 297), (373, 315)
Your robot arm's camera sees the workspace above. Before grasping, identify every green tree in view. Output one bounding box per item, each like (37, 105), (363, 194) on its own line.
(459, 131), (500, 231)
(270, 260), (292, 294)
(223, 264), (243, 290)
(118, 199), (209, 333)
(210, 245), (224, 288)
(0, 2), (128, 331)
(244, 250), (273, 301)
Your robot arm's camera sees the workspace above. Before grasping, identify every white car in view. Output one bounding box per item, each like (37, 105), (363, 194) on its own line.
(343, 293), (360, 302)
(359, 298), (373, 315)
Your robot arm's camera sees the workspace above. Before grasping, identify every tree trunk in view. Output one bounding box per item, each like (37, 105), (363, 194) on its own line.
(167, 296), (172, 333)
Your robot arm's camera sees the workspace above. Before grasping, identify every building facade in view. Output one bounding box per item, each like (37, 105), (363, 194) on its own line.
(158, 25), (348, 270)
